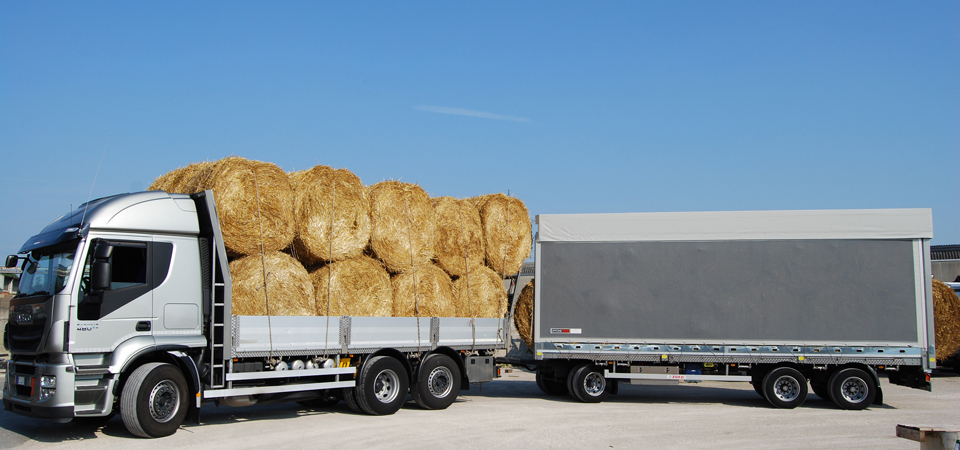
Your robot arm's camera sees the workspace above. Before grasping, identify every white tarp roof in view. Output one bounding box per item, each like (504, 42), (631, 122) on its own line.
(537, 208), (933, 242)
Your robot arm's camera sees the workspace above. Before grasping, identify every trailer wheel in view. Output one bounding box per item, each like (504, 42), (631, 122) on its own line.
(536, 370), (568, 396)
(355, 356), (409, 415)
(567, 364), (610, 403)
(411, 354), (461, 410)
(762, 367), (807, 409)
(120, 362), (189, 438)
(827, 368), (875, 410)
(750, 373), (765, 398)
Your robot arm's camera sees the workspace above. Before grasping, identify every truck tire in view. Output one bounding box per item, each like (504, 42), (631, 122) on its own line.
(343, 387), (365, 414)
(411, 354), (461, 410)
(827, 368), (875, 410)
(120, 362), (189, 438)
(750, 373), (765, 398)
(567, 364), (610, 403)
(762, 367), (807, 409)
(536, 370), (568, 396)
(355, 356), (409, 415)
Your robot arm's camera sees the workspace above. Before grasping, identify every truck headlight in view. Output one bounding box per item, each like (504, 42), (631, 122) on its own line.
(40, 388), (55, 401)
(40, 375), (56, 389)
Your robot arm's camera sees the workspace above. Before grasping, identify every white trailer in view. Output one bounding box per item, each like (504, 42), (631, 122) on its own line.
(505, 209), (935, 409)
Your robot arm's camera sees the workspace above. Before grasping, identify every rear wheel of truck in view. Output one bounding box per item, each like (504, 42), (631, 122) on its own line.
(356, 356), (409, 415)
(762, 367), (807, 409)
(411, 354), (461, 410)
(827, 368), (875, 410)
(120, 362), (189, 438)
(343, 387), (365, 413)
(536, 370), (568, 396)
(567, 364), (610, 403)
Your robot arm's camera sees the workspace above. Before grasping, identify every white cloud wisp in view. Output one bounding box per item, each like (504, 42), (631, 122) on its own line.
(414, 105), (531, 122)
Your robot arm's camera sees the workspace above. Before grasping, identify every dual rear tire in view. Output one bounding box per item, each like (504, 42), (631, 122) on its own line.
(757, 366), (876, 410)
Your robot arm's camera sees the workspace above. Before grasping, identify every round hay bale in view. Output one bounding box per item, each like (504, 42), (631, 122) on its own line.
(288, 170), (308, 189)
(368, 181), (436, 273)
(391, 263), (454, 317)
(230, 251), (316, 316)
(176, 161), (217, 194)
(293, 165), (371, 265)
(478, 193), (532, 276)
(194, 156), (296, 256)
(451, 265), (506, 318)
(148, 168), (180, 192)
(311, 256), (392, 317)
(933, 279), (960, 359)
(432, 196), (484, 277)
(514, 280), (535, 349)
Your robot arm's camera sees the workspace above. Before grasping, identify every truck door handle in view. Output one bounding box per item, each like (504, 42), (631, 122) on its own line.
(136, 321), (151, 332)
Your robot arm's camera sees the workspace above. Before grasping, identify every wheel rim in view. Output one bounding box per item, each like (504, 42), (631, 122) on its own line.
(373, 369), (400, 404)
(772, 375), (801, 402)
(582, 371), (606, 397)
(427, 366), (453, 398)
(148, 380), (180, 423)
(839, 377), (868, 403)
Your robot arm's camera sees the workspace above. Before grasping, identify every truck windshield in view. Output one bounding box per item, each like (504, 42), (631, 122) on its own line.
(17, 241), (79, 298)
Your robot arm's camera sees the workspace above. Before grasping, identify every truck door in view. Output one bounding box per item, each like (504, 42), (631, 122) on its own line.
(71, 238), (169, 353)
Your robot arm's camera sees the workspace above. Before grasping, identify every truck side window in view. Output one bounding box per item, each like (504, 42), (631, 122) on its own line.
(110, 246), (147, 290)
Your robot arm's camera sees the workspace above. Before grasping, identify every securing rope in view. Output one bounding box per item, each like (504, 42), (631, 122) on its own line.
(253, 171), (275, 363)
(404, 196), (422, 354)
(497, 192), (510, 343)
(323, 179), (336, 359)
(457, 201), (477, 352)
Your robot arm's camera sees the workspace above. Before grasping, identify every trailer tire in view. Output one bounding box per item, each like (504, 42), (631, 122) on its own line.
(120, 362), (189, 438)
(568, 364), (610, 403)
(751, 373), (765, 398)
(536, 370), (568, 396)
(762, 367), (807, 409)
(827, 368), (875, 410)
(356, 356), (409, 415)
(411, 354), (461, 410)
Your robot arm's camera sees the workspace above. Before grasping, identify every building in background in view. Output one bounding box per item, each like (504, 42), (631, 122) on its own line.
(932, 245), (960, 282)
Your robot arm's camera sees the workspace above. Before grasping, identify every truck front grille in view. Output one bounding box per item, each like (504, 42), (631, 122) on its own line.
(7, 321), (47, 353)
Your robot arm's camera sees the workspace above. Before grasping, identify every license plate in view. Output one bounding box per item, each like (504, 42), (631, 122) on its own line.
(15, 375), (29, 386)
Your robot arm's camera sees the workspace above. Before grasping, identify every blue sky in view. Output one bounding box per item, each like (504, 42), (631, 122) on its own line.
(1, 2), (958, 257)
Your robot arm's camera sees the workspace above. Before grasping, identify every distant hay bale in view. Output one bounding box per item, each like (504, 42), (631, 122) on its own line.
(452, 265), (506, 318)
(477, 193), (532, 275)
(192, 156), (296, 256)
(933, 279), (960, 359)
(514, 280), (535, 349)
(311, 256), (392, 317)
(368, 181), (436, 273)
(293, 165), (371, 266)
(391, 263), (455, 317)
(230, 251), (316, 316)
(432, 197), (484, 277)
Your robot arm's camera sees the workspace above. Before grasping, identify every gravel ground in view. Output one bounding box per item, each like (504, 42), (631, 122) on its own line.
(1, 368), (957, 449)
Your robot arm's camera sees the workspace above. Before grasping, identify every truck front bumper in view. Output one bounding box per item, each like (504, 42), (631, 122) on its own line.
(3, 359), (76, 422)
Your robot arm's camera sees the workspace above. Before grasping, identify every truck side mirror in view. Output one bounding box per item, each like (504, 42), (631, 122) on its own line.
(90, 242), (114, 292)
(5, 255), (17, 268)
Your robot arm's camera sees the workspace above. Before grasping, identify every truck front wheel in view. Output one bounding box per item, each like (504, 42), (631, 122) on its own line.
(120, 362), (189, 438)
(567, 364), (611, 403)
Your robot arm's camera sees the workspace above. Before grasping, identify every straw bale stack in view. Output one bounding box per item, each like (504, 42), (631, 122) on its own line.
(514, 280), (535, 349)
(148, 168), (179, 192)
(451, 265), (506, 318)
(391, 263), (455, 317)
(368, 181), (436, 273)
(310, 256), (392, 317)
(189, 157), (295, 256)
(933, 279), (960, 359)
(230, 251), (316, 316)
(293, 165), (371, 265)
(432, 197), (484, 277)
(477, 193), (532, 276)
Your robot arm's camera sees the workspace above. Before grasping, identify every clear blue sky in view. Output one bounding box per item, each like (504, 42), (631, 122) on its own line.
(1, 2), (958, 257)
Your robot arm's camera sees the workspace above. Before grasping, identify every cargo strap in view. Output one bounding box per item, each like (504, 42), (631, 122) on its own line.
(253, 171), (275, 362)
